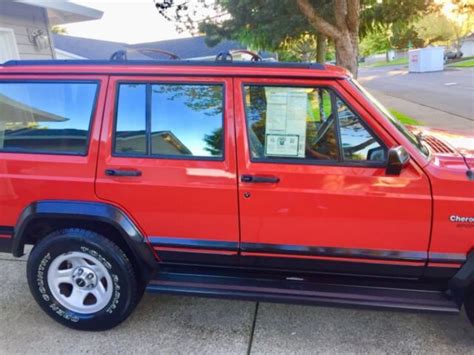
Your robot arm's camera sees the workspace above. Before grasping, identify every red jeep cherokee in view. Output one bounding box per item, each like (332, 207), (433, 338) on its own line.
(0, 56), (473, 331)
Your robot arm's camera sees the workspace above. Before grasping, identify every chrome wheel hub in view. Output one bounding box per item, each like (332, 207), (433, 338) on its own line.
(47, 251), (113, 314)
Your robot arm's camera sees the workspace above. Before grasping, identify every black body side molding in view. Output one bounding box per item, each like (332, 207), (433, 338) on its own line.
(12, 201), (158, 272)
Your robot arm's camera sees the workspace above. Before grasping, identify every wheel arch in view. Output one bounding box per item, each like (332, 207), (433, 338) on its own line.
(13, 200), (158, 285)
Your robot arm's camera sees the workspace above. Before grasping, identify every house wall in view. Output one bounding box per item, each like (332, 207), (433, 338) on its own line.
(461, 40), (474, 57)
(0, 2), (55, 60)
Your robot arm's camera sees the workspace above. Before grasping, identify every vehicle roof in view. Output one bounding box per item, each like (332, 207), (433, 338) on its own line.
(0, 60), (350, 79)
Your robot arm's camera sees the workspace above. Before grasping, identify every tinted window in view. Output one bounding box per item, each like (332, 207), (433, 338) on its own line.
(0, 82), (97, 155)
(244, 85), (386, 164)
(115, 84), (147, 155)
(336, 98), (386, 162)
(245, 85), (339, 161)
(151, 84), (223, 158)
(114, 83), (224, 159)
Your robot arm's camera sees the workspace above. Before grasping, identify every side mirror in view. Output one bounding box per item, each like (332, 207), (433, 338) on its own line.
(386, 146), (410, 175)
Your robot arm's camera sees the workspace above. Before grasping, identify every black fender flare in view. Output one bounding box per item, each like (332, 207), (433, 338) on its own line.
(450, 251), (474, 289)
(13, 200), (158, 273)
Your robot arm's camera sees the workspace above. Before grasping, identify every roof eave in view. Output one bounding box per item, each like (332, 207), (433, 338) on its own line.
(17, 0), (103, 25)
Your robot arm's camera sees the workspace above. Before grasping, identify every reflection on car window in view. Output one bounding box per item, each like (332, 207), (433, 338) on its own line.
(151, 84), (223, 157)
(114, 83), (224, 159)
(336, 97), (386, 161)
(115, 84), (147, 155)
(245, 86), (339, 161)
(0, 82), (98, 155)
(244, 85), (386, 164)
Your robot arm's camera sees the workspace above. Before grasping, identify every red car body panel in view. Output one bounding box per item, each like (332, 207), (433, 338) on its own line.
(234, 78), (432, 270)
(0, 63), (472, 278)
(95, 76), (240, 249)
(0, 74), (107, 227)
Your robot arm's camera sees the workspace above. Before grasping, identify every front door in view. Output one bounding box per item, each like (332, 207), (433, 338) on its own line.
(234, 77), (432, 276)
(96, 76), (239, 263)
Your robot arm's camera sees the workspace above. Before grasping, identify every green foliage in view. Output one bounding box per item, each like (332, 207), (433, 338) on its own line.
(362, 57), (408, 68)
(155, 0), (432, 64)
(448, 58), (474, 67)
(389, 109), (423, 126)
(203, 127), (223, 156)
(51, 26), (67, 34)
(359, 29), (391, 56)
(389, 23), (424, 50)
(414, 13), (455, 45)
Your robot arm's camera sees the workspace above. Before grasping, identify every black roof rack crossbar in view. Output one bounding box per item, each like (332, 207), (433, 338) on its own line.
(2, 59), (326, 70)
(216, 50), (263, 62)
(110, 48), (181, 61)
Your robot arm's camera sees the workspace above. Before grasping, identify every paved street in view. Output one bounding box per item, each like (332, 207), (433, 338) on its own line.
(358, 66), (474, 130)
(1, 253), (474, 354)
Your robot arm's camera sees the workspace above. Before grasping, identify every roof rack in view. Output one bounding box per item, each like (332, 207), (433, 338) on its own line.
(1, 59), (326, 71)
(110, 48), (181, 61)
(215, 50), (263, 62)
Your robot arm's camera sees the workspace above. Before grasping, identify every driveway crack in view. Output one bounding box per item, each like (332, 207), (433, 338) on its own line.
(247, 302), (259, 355)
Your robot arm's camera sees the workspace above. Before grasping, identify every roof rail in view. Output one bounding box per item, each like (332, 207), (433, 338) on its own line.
(110, 48), (181, 61)
(1, 59), (327, 71)
(216, 50), (263, 62)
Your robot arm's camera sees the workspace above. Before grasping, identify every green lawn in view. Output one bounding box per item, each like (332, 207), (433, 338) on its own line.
(448, 58), (474, 68)
(362, 57), (408, 68)
(389, 109), (423, 126)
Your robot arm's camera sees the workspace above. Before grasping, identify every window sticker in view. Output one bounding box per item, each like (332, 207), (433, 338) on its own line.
(265, 134), (300, 157)
(264, 88), (307, 158)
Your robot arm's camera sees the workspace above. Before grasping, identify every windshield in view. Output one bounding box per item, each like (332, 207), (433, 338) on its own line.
(349, 79), (430, 158)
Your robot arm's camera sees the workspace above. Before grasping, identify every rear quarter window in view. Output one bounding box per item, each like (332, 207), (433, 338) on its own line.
(0, 81), (98, 155)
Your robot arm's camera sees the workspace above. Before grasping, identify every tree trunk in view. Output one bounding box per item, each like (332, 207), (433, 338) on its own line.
(335, 31), (358, 78)
(316, 34), (327, 63)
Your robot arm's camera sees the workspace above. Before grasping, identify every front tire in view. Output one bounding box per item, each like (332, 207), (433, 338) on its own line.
(27, 228), (139, 331)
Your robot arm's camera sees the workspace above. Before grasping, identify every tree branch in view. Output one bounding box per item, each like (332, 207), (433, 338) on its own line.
(296, 0), (342, 40)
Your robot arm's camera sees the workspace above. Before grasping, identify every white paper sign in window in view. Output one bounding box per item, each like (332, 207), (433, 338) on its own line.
(264, 87), (307, 158)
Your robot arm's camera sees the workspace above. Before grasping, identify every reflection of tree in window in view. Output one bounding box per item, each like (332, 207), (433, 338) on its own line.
(151, 84), (223, 157)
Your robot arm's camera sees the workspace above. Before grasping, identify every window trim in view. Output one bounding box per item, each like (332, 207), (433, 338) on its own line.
(241, 82), (388, 168)
(112, 80), (226, 162)
(0, 79), (100, 157)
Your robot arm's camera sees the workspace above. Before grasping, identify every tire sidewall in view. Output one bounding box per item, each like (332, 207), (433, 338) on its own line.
(27, 231), (136, 330)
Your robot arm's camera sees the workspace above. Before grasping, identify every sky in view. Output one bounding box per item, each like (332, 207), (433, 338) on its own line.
(64, 0), (192, 44)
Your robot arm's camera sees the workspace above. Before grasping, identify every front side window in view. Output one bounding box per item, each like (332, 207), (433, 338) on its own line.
(114, 83), (224, 159)
(349, 79), (429, 158)
(244, 85), (386, 164)
(0, 82), (98, 155)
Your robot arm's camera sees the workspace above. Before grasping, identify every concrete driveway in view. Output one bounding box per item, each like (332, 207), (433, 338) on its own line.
(358, 66), (474, 130)
(1, 253), (474, 354)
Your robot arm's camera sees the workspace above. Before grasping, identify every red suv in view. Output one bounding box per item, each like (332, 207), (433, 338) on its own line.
(0, 57), (473, 331)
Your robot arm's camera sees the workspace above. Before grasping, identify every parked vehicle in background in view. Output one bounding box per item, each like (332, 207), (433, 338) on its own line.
(0, 54), (473, 330)
(444, 50), (464, 62)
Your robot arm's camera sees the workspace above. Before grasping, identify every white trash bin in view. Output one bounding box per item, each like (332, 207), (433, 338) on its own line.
(408, 47), (444, 73)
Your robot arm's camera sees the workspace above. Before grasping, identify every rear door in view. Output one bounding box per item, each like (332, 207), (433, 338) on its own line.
(234, 77), (432, 277)
(96, 76), (239, 264)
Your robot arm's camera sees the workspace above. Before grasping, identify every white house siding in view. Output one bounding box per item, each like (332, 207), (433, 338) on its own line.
(461, 40), (474, 57)
(0, 2), (55, 60)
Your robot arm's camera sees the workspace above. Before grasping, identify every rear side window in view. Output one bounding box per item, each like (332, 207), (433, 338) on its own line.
(114, 83), (224, 159)
(0, 82), (98, 155)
